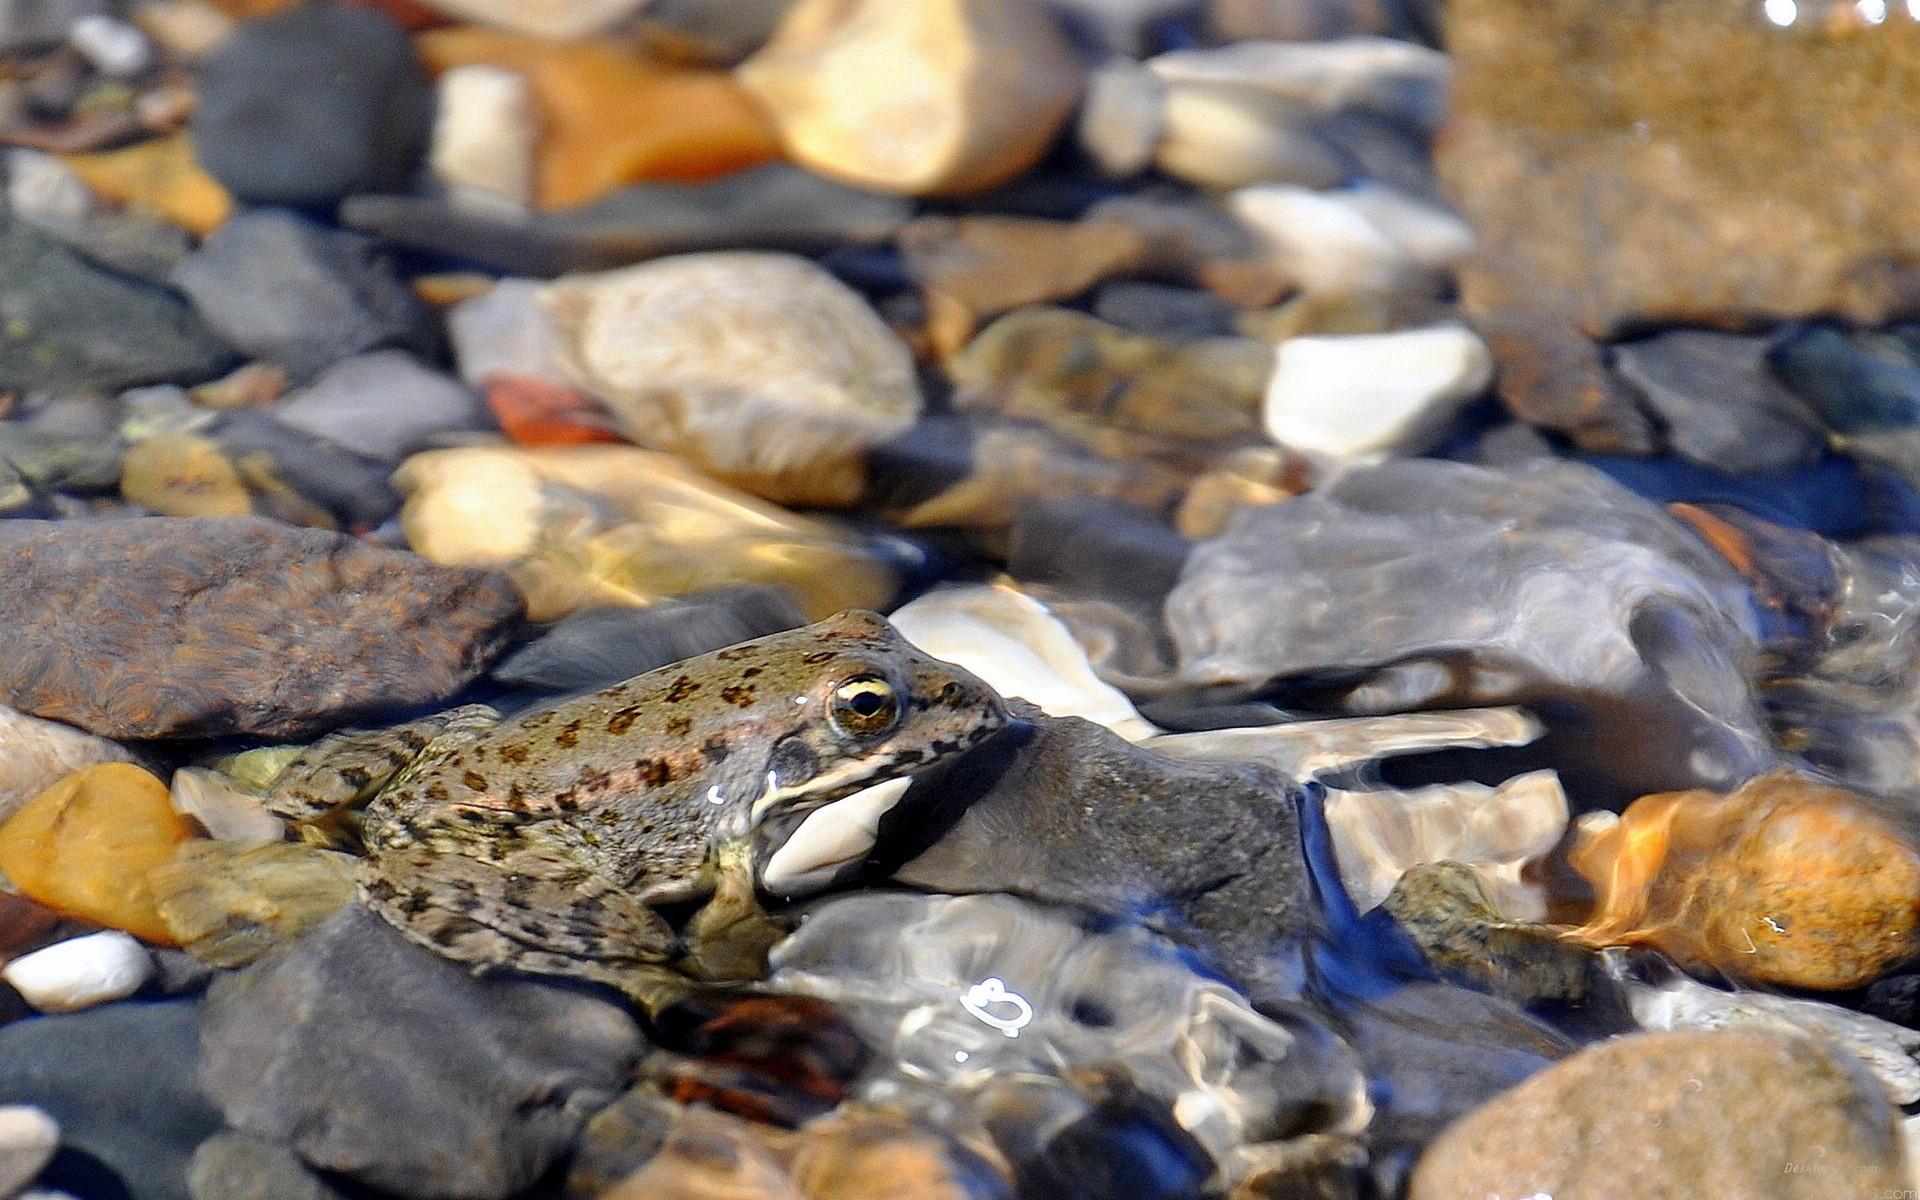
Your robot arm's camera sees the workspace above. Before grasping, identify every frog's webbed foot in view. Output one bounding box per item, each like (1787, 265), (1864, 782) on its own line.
(266, 705), (501, 846)
(359, 841), (681, 1004)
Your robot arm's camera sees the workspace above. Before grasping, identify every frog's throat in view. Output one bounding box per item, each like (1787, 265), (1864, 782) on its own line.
(745, 751), (903, 829)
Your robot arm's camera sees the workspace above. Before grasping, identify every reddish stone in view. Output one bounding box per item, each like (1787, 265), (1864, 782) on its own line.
(485, 375), (626, 448)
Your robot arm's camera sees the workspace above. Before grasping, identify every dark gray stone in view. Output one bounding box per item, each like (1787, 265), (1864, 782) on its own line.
(207, 410), (402, 530)
(637, 0), (796, 61)
(492, 586), (807, 696)
(200, 905), (644, 1200)
(1770, 325), (1920, 435)
(0, 1000), (222, 1200)
(1090, 281), (1239, 340)
(887, 706), (1318, 999)
(1166, 458), (1773, 805)
(272, 350), (485, 463)
(0, 217), (233, 393)
(171, 210), (433, 382)
(188, 1133), (346, 1200)
(342, 164), (912, 277)
(0, 0), (106, 51)
(1614, 330), (1824, 474)
(191, 3), (432, 208)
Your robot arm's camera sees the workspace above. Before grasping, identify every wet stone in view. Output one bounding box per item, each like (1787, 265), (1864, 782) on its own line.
(1381, 861), (1602, 1007)
(0, 703), (137, 822)
(187, 1132), (346, 1200)
(190, 2), (432, 208)
(0, 516), (524, 740)
(0, 216), (233, 394)
(1613, 330), (1824, 475)
(200, 905), (644, 1200)
(271, 350), (486, 464)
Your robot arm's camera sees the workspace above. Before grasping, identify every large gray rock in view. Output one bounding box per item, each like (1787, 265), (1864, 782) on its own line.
(889, 706), (1318, 999)
(199, 905), (644, 1200)
(191, 4), (432, 209)
(0, 217), (233, 393)
(171, 210), (432, 382)
(0, 517), (523, 740)
(0, 999), (222, 1200)
(1166, 458), (1772, 804)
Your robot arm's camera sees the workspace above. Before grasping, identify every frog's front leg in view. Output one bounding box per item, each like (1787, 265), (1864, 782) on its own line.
(359, 811), (683, 1003)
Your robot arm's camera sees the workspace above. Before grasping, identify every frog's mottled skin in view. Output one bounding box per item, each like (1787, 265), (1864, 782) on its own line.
(284, 610), (1006, 996)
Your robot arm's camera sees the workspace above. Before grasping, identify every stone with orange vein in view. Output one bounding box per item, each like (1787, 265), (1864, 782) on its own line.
(1567, 771), (1920, 990)
(60, 133), (233, 237)
(0, 764), (196, 946)
(417, 28), (783, 212)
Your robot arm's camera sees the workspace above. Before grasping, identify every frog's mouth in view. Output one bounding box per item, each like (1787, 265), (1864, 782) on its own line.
(755, 775), (914, 899)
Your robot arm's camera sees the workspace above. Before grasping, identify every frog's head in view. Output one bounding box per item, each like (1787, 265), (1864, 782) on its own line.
(738, 610), (1008, 893)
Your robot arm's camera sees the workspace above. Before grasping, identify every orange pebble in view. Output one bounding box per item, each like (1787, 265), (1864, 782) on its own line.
(487, 374), (627, 447)
(0, 764), (196, 946)
(416, 28), (783, 211)
(61, 133), (234, 237)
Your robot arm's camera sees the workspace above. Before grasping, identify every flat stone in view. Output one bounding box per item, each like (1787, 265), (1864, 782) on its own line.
(0, 1106), (58, 1199)
(1166, 457), (1771, 804)
(1227, 183), (1470, 298)
(0, 999), (221, 1200)
(170, 211), (430, 383)
(416, 0), (646, 39)
(1263, 324), (1492, 458)
(0, 704), (137, 823)
(0, 216), (232, 393)
(2, 930), (154, 1013)
(491, 586), (806, 695)
(542, 252), (919, 506)
(272, 351), (485, 463)
(1479, 310), (1657, 453)
(0, 517), (523, 739)
(347, 164), (911, 277)
(1407, 1029), (1908, 1200)
(200, 905), (643, 1200)
(1148, 37), (1450, 133)
(1569, 771), (1920, 990)
(1091, 281), (1240, 341)
(191, 3), (431, 208)
(150, 840), (357, 970)
(1614, 330), (1824, 474)
(187, 1132), (346, 1200)
(889, 705), (1318, 999)
(1440, 0), (1920, 334)
(737, 0), (1083, 196)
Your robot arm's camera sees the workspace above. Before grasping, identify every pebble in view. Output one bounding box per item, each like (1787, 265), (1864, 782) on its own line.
(889, 583), (1158, 740)
(1569, 772), (1920, 991)
(418, 27), (783, 211)
(67, 14), (150, 76)
(5, 149), (94, 225)
(0, 704), (137, 823)
(0, 1107), (57, 1199)
(0, 517), (523, 740)
(427, 65), (536, 211)
(1382, 862), (1602, 1007)
(272, 350), (484, 463)
(1227, 183), (1469, 297)
(58, 133), (233, 237)
(0, 764), (193, 945)
(1091, 281), (1240, 341)
(898, 215), (1148, 355)
(0, 999), (222, 1200)
(191, 2), (432, 207)
(491, 586), (806, 695)
(170, 210), (432, 383)
(1263, 324), (1493, 458)
(0, 216), (232, 394)
(2, 931), (153, 1013)
(1076, 57), (1165, 178)
(149, 841), (357, 969)
(1327, 770), (1567, 918)
(416, 0), (645, 38)
(1209, 0), (1398, 40)
(1154, 83), (1352, 191)
(949, 307), (1270, 445)
(166, 768), (283, 845)
(1165, 457), (1769, 805)
(187, 1132), (346, 1200)
(1149, 38), (1451, 134)
(201, 905), (642, 1200)
(0, 0), (105, 51)
(542, 252), (920, 506)
(446, 277), (568, 387)
(1478, 310), (1657, 454)
(122, 412), (402, 531)
(483, 375), (623, 447)
(1407, 1029), (1908, 1200)
(1613, 330), (1824, 475)
(393, 443), (894, 622)
(737, 0), (1083, 196)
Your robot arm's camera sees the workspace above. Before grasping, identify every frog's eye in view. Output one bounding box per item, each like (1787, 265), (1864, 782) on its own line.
(829, 675), (902, 739)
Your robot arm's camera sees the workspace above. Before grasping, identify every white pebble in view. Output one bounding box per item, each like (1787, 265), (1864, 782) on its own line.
(429, 65), (537, 212)
(1264, 324), (1494, 459)
(0, 1106), (58, 1199)
(1228, 183), (1473, 295)
(68, 16), (153, 77)
(3, 151), (96, 226)
(3, 932), (153, 1014)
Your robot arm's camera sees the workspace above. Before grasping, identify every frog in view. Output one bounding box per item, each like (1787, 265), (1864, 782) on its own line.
(263, 609), (1008, 1001)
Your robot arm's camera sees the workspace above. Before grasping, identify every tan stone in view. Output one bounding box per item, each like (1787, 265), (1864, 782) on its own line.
(1408, 1029), (1909, 1200)
(394, 443), (895, 623)
(0, 764), (196, 946)
(1440, 0), (1920, 334)
(60, 133), (233, 236)
(1569, 772), (1920, 990)
(737, 0), (1083, 196)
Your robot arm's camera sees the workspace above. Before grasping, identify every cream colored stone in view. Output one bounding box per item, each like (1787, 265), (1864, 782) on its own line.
(395, 443), (895, 623)
(737, 0), (1083, 196)
(543, 252), (919, 506)
(418, 0), (649, 40)
(0, 704), (139, 823)
(429, 65), (538, 211)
